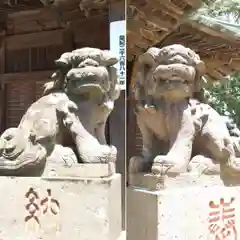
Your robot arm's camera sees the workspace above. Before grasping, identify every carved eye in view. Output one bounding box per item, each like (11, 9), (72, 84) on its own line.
(90, 52), (101, 60)
(78, 58), (99, 68)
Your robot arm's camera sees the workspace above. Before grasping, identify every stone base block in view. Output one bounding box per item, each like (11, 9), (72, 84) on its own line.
(43, 163), (116, 178)
(129, 172), (240, 190)
(127, 173), (240, 240)
(0, 173), (122, 240)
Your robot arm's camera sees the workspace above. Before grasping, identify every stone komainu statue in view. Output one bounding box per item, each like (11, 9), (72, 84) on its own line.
(129, 44), (240, 177)
(0, 47), (120, 176)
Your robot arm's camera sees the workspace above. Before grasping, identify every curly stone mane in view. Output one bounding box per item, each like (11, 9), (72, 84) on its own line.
(43, 47), (120, 103)
(132, 44), (207, 107)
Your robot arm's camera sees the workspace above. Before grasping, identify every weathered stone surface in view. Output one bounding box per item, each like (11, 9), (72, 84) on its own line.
(127, 44), (240, 240)
(43, 163), (116, 178)
(129, 172), (240, 190)
(127, 174), (240, 240)
(0, 47), (120, 176)
(0, 174), (122, 240)
(129, 44), (240, 178)
(118, 231), (126, 240)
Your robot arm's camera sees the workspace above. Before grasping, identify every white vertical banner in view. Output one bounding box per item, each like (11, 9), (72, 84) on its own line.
(110, 20), (126, 91)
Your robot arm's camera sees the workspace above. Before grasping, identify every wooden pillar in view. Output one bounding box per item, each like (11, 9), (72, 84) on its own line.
(108, 2), (126, 230)
(109, 1), (126, 163)
(0, 30), (6, 133)
(62, 26), (74, 52)
(126, 60), (135, 161)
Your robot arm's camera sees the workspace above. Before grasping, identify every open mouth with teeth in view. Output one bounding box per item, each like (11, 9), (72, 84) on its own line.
(66, 66), (110, 97)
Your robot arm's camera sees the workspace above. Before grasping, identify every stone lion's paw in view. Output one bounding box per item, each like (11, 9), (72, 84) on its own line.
(226, 157), (240, 175)
(0, 138), (7, 152)
(56, 101), (69, 115)
(100, 145), (117, 163)
(152, 155), (188, 175)
(67, 101), (78, 112)
(152, 155), (174, 175)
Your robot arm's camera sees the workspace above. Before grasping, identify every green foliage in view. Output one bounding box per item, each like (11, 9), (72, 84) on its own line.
(204, 73), (240, 126)
(201, 0), (240, 22)
(196, 0), (240, 127)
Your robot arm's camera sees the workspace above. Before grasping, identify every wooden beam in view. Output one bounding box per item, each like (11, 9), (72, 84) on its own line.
(134, 4), (178, 31)
(207, 68), (224, 80)
(127, 45), (144, 60)
(183, 0), (202, 8)
(108, 1), (126, 231)
(0, 31), (5, 73)
(187, 21), (240, 45)
(6, 29), (64, 50)
(61, 8), (83, 22)
(7, 9), (42, 18)
(61, 27), (73, 52)
(0, 31), (5, 132)
(128, 29), (151, 45)
(72, 14), (108, 44)
(148, 0), (183, 17)
(2, 70), (53, 82)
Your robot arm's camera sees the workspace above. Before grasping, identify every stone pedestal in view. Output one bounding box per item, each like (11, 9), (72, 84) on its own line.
(0, 164), (122, 240)
(127, 173), (240, 240)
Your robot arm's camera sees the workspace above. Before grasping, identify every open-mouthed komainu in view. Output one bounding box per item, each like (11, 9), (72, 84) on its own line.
(0, 47), (120, 176)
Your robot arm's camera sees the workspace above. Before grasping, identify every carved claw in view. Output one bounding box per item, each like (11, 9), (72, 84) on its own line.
(225, 157), (240, 176)
(57, 100), (78, 116)
(62, 117), (73, 129)
(188, 155), (220, 175)
(99, 145), (117, 163)
(144, 105), (156, 114)
(151, 161), (173, 176)
(152, 155), (186, 175)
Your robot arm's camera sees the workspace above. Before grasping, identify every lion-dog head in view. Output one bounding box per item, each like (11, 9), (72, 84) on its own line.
(44, 47), (120, 104)
(133, 44), (206, 103)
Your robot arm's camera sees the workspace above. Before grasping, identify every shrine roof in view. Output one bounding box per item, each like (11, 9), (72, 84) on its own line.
(128, 0), (240, 81)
